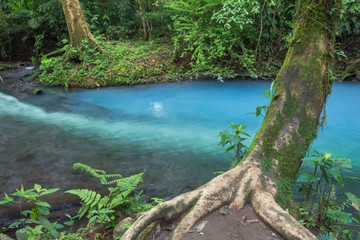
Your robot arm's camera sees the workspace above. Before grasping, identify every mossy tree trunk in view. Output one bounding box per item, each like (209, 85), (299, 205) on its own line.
(60, 0), (98, 49)
(121, 1), (342, 240)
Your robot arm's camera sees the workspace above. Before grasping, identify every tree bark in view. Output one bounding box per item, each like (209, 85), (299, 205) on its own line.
(121, 0), (342, 239)
(60, 0), (98, 48)
(138, 0), (150, 41)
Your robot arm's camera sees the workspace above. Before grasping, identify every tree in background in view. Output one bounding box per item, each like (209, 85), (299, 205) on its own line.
(60, 0), (98, 49)
(121, 0), (342, 239)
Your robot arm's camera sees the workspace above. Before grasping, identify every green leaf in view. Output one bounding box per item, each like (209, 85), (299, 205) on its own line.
(25, 219), (39, 224)
(334, 159), (352, 168)
(38, 216), (57, 237)
(38, 206), (50, 216)
(88, 216), (98, 225)
(30, 211), (38, 220)
(8, 222), (22, 228)
(35, 200), (51, 208)
(256, 106), (262, 116)
(344, 176), (360, 181)
(225, 145), (234, 152)
(324, 153), (332, 160)
(0, 199), (10, 205)
(39, 188), (60, 196)
(34, 184), (41, 192)
(15, 228), (27, 240)
(21, 210), (33, 217)
(296, 172), (319, 183)
(4, 193), (13, 202)
(329, 168), (344, 188)
(270, 80), (275, 92)
(50, 229), (58, 238)
(54, 223), (64, 229)
(64, 220), (74, 226)
(263, 89), (271, 99)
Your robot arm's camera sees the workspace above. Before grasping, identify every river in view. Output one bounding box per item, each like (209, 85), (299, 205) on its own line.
(1, 68), (360, 225)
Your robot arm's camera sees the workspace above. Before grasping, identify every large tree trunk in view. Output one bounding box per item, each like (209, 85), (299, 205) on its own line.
(121, 1), (342, 239)
(60, 0), (98, 48)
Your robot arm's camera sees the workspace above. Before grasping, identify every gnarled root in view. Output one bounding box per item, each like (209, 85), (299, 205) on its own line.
(121, 159), (316, 240)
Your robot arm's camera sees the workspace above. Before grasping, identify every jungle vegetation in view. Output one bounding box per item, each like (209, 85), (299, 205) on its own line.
(0, 0), (359, 86)
(1, 0), (360, 240)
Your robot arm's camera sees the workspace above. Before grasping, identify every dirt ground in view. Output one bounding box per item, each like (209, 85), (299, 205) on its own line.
(146, 204), (284, 240)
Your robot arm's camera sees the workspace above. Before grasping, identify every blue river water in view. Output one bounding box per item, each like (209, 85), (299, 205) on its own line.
(0, 68), (359, 204)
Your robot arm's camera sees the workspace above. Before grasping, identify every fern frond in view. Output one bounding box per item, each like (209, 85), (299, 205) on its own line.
(317, 232), (334, 240)
(73, 163), (107, 184)
(98, 196), (109, 209)
(103, 174), (123, 179)
(78, 204), (89, 219)
(91, 194), (102, 208)
(108, 172), (144, 209)
(66, 189), (102, 217)
(108, 194), (126, 209)
(73, 163), (122, 185)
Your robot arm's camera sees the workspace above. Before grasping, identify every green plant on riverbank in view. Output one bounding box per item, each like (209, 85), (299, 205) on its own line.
(249, 80), (275, 117)
(296, 153), (360, 239)
(0, 184), (65, 239)
(38, 39), (179, 88)
(217, 124), (250, 169)
(67, 163), (155, 232)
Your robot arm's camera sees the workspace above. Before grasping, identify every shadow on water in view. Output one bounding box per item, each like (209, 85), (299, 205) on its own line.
(1, 69), (360, 233)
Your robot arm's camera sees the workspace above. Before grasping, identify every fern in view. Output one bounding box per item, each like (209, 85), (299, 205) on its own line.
(67, 163), (145, 219)
(317, 232), (334, 240)
(108, 172), (144, 208)
(65, 189), (102, 218)
(73, 163), (122, 185)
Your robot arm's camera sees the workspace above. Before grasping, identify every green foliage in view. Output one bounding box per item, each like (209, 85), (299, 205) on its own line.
(165, 0), (257, 76)
(317, 232), (335, 240)
(261, 157), (273, 171)
(38, 39), (177, 87)
(296, 152), (360, 238)
(66, 163), (151, 226)
(249, 80), (275, 117)
(338, 0), (360, 36)
(276, 177), (293, 206)
(217, 123), (250, 169)
(0, 184), (62, 239)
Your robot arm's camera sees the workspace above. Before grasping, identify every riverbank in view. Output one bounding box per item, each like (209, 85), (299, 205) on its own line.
(26, 39), (358, 88)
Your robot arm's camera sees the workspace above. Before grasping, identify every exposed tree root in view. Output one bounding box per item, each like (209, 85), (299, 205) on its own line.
(121, 153), (316, 240)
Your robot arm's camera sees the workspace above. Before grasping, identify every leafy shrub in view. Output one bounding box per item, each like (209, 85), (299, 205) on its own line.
(217, 124), (250, 169)
(0, 184), (62, 239)
(296, 153), (360, 238)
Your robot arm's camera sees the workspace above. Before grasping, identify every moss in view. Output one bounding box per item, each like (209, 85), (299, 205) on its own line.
(276, 177), (293, 206)
(261, 157), (273, 171)
(282, 97), (299, 118)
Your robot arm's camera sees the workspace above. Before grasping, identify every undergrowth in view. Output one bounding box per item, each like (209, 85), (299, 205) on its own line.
(38, 39), (179, 88)
(0, 163), (160, 240)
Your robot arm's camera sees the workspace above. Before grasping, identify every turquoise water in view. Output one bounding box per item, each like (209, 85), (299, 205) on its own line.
(0, 69), (359, 204)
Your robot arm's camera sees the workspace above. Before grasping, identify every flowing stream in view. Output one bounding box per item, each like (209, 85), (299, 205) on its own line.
(1, 68), (360, 222)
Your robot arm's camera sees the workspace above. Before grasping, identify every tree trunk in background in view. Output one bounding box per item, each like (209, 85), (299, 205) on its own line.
(60, 0), (98, 48)
(121, 0), (342, 239)
(138, 0), (151, 41)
